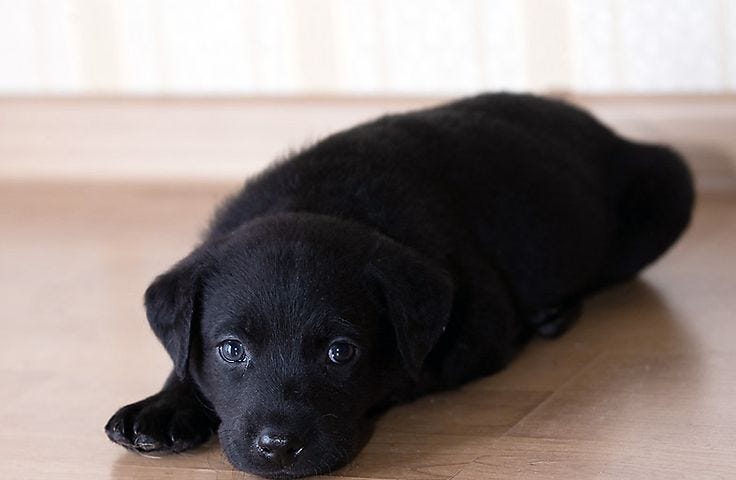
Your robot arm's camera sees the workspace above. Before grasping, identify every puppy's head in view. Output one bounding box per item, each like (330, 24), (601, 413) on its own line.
(144, 213), (453, 478)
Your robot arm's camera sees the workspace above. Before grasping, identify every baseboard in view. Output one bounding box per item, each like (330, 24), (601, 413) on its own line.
(1, 94), (734, 192)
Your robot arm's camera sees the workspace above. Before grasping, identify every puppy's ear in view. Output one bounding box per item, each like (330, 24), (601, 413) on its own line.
(144, 250), (207, 379)
(367, 237), (454, 379)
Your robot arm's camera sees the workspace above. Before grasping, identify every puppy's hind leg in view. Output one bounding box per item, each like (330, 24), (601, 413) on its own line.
(601, 143), (694, 286)
(105, 372), (219, 454)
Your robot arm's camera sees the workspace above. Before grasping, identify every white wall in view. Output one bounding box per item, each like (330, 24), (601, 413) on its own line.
(1, 0), (734, 95)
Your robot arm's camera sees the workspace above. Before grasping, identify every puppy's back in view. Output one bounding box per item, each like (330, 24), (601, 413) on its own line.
(209, 94), (693, 313)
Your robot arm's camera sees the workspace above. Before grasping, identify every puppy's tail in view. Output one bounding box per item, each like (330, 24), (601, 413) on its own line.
(601, 142), (695, 285)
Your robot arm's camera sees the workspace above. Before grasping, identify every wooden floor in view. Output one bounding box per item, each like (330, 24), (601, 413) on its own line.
(1, 97), (735, 479)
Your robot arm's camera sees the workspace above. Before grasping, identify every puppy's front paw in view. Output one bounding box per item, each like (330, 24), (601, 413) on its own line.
(105, 390), (217, 454)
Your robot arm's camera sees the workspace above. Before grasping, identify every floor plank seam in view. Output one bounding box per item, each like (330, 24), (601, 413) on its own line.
(447, 350), (610, 478)
(499, 351), (609, 437)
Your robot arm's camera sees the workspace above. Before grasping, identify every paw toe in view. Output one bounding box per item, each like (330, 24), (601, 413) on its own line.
(105, 404), (142, 448)
(133, 434), (162, 452)
(104, 418), (127, 444)
(168, 413), (211, 452)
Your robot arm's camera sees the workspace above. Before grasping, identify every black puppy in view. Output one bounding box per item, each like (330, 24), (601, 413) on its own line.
(105, 93), (693, 478)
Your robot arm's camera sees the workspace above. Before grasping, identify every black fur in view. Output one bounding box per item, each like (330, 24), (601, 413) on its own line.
(105, 93), (694, 478)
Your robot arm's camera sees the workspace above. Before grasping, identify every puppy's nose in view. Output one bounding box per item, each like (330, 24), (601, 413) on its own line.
(256, 429), (304, 467)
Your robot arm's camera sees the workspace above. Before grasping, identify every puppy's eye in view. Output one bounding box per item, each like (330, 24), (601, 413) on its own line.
(218, 339), (247, 363)
(327, 341), (357, 365)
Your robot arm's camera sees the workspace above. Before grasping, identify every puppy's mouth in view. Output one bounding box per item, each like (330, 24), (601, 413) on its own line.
(221, 418), (376, 479)
(250, 464), (347, 480)
(245, 468), (318, 480)
(225, 447), (355, 480)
